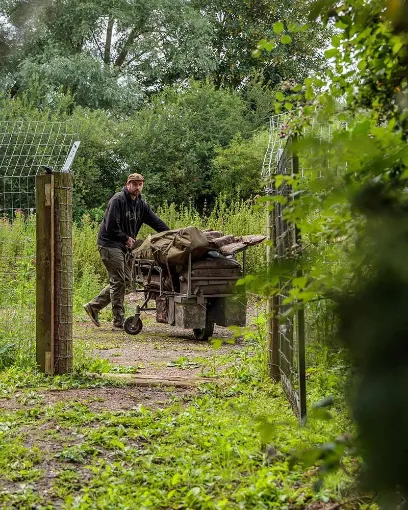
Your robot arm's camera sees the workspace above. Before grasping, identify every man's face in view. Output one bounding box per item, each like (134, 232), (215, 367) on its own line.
(127, 180), (144, 199)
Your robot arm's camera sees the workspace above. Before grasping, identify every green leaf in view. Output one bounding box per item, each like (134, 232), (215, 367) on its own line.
(288, 23), (301, 33)
(293, 276), (308, 289)
(357, 60), (367, 70)
(276, 91), (284, 101)
(393, 38), (403, 55)
(309, 0), (336, 21)
(211, 338), (224, 350)
(281, 35), (292, 45)
(324, 48), (339, 59)
(331, 35), (341, 48)
(305, 85), (314, 100)
(273, 21), (284, 35)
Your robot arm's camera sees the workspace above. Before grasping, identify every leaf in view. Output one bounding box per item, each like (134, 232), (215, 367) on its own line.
(264, 40), (275, 52)
(281, 35), (292, 45)
(324, 48), (339, 59)
(393, 38), (403, 54)
(331, 35), (342, 48)
(293, 276), (308, 289)
(305, 85), (314, 100)
(257, 418), (276, 443)
(309, 0), (337, 20)
(171, 473), (182, 485)
(273, 21), (284, 35)
(357, 60), (367, 70)
(211, 338), (224, 350)
(276, 91), (284, 101)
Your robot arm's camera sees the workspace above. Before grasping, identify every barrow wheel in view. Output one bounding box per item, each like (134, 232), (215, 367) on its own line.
(124, 317), (143, 336)
(193, 322), (214, 341)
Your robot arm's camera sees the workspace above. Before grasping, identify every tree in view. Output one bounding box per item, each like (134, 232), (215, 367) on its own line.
(212, 131), (268, 200)
(119, 81), (253, 207)
(191, 0), (331, 89)
(0, 0), (215, 111)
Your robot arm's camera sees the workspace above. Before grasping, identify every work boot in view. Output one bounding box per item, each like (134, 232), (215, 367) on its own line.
(113, 319), (125, 330)
(83, 303), (101, 327)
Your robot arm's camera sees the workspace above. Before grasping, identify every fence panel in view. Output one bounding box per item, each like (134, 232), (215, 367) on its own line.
(0, 121), (78, 373)
(269, 137), (307, 422)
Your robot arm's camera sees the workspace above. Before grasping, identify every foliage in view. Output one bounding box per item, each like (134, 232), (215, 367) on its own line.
(191, 0), (331, 90)
(212, 131), (268, 201)
(252, 0), (408, 502)
(0, 0), (215, 111)
(0, 198), (266, 369)
(120, 82), (253, 208)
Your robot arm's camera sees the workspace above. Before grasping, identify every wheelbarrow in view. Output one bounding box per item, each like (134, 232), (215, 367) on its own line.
(124, 250), (247, 340)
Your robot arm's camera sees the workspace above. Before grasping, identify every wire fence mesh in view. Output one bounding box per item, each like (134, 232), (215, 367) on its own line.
(53, 176), (74, 373)
(0, 120), (77, 371)
(0, 121), (76, 216)
(271, 137), (306, 420)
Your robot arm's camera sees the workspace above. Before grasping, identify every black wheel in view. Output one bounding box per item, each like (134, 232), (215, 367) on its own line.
(193, 322), (214, 341)
(124, 317), (143, 335)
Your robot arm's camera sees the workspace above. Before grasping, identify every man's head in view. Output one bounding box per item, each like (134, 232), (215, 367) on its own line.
(126, 172), (144, 199)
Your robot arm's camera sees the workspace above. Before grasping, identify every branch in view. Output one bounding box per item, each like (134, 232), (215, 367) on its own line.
(92, 32), (104, 60)
(124, 50), (150, 67)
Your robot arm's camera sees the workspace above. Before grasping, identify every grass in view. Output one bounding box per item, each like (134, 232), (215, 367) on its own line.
(0, 198), (266, 369)
(0, 334), (369, 510)
(0, 200), (374, 509)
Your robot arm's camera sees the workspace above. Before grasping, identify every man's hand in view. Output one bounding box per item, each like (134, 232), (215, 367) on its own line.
(126, 237), (135, 249)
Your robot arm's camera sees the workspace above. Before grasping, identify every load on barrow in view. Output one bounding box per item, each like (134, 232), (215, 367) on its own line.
(124, 226), (266, 338)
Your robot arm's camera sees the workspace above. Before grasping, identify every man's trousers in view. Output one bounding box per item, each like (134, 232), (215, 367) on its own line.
(88, 246), (132, 325)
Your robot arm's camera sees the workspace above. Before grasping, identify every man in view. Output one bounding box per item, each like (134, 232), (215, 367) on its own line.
(84, 172), (170, 329)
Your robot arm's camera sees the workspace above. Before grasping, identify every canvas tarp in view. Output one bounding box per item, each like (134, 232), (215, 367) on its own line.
(133, 226), (211, 267)
(133, 226), (266, 268)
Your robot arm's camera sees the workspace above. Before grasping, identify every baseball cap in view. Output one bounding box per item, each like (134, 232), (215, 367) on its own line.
(127, 173), (144, 183)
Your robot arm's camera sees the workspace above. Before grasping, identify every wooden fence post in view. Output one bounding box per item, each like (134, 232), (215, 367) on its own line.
(267, 199), (281, 382)
(36, 172), (73, 374)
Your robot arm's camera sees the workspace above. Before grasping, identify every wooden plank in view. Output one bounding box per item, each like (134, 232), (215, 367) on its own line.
(36, 174), (54, 374)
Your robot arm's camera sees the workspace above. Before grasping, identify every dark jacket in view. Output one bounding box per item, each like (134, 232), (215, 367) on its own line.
(98, 187), (169, 249)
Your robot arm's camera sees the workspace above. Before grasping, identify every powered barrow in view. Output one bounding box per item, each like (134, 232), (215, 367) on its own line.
(123, 228), (264, 340)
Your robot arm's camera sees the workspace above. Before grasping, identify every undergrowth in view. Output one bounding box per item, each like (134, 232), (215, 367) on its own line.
(0, 200), (367, 509)
(0, 198), (265, 369)
(0, 322), (366, 510)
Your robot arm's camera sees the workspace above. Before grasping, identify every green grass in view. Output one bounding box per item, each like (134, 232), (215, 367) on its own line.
(0, 334), (369, 510)
(0, 200), (374, 509)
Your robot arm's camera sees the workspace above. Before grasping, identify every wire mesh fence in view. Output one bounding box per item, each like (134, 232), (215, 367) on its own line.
(0, 120), (78, 372)
(53, 176), (74, 373)
(270, 137), (306, 421)
(0, 121), (77, 217)
(264, 113), (344, 421)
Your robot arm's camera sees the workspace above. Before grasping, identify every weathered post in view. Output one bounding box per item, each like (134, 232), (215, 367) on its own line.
(36, 172), (73, 374)
(266, 188), (281, 382)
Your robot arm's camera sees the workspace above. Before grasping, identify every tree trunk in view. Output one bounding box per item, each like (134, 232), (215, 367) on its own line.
(114, 27), (138, 67)
(104, 16), (114, 64)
